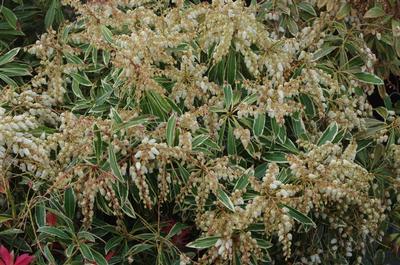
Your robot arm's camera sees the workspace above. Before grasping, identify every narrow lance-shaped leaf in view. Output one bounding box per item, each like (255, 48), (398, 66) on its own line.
(317, 122), (338, 146)
(64, 188), (76, 219)
(1, 7), (17, 30)
(186, 236), (221, 249)
(364, 6), (385, 19)
(216, 188), (235, 212)
(167, 223), (190, 238)
(166, 114), (177, 146)
(227, 123), (236, 155)
(224, 84), (233, 108)
(100, 25), (113, 43)
(71, 72), (92, 87)
(109, 144), (125, 183)
(353, 72), (384, 85)
(253, 113), (265, 137)
(280, 204), (316, 227)
(312, 46), (337, 61)
(0, 48), (20, 66)
(38, 226), (71, 240)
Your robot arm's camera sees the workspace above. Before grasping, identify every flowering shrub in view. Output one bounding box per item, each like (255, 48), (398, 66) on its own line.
(0, 0), (400, 264)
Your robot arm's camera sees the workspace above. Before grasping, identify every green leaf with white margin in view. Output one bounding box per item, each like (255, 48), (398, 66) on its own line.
(336, 2), (351, 20)
(64, 187), (76, 219)
(1, 6), (17, 30)
(227, 123), (236, 155)
(253, 113), (265, 137)
(80, 243), (94, 261)
(91, 248), (108, 265)
(109, 144), (125, 183)
(167, 222), (190, 238)
(44, 0), (57, 29)
(297, 2), (316, 16)
(38, 226), (71, 240)
(44, 244), (57, 264)
(226, 49), (236, 85)
(224, 84), (233, 108)
(353, 72), (384, 85)
(0, 48), (19, 66)
(216, 188), (235, 212)
(263, 151), (287, 163)
(186, 236), (221, 249)
(364, 6), (385, 19)
(317, 122), (338, 146)
(233, 173), (249, 191)
(312, 46), (337, 61)
(166, 114), (177, 146)
(280, 204), (316, 227)
(71, 72), (92, 86)
(100, 25), (113, 43)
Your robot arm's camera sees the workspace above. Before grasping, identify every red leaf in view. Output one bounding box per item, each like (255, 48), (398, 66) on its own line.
(14, 254), (35, 265)
(0, 246), (13, 265)
(105, 251), (115, 261)
(46, 212), (57, 226)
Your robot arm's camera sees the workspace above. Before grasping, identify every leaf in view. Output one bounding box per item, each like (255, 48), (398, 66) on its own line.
(223, 85), (233, 109)
(336, 3), (350, 20)
(0, 228), (23, 236)
(105, 237), (123, 253)
(44, 0), (56, 29)
(263, 151), (287, 163)
(0, 73), (17, 86)
(0, 215), (11, 224)
(35, 202), (46, 227)
(353, 72), (384, 85)
(227, 123), (236, 155)
(121, 200), (136, 219)
(71, 72), (92, 86)
(216, 188), (235, 212)
(0, 48), (19, 66)
(166, 114), (177, 146)
(65, 245), (75, 258)
(100, 25), (113, 43)
(286, 16), (298, 36)
(167, 223), (190, 238)
(253, 113), (265, 137)
(80, 243), (94, 261)
(93, 124), (103, 162)
(38, 226), (71, 240)
(280, 204), (316, 227)
(297, 2), (316, 16)
(78, 231), (96, 242)
(91, 249), (108, 265)
(255, 239), (273, 249)
(312, 46), (337, 61)
(317, 122), (338, 146)
(186, 236), (220, 249)
(64, 188), (76, 219)
(109, 145), (125, 183)
(1, 7), (17, 30)
(233, 174), (249, 191)
(299, 94), (316, 117)
(192, 134), (209, 148)
(364, 6), (385, 19)
(72, 79), (85, 99)
(44, 244), (57, 264)
(114, 115), (153, 131)
(226, 49), (236, 85)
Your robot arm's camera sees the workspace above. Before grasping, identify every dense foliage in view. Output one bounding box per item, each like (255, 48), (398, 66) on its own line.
(0, 0), (400, 264)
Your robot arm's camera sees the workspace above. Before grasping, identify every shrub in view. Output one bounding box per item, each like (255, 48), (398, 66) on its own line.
(0, 0), (399, 264)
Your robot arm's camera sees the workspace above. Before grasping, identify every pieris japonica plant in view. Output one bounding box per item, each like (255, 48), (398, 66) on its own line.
(0, 0), (399, 264)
